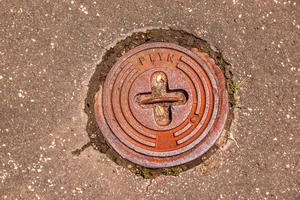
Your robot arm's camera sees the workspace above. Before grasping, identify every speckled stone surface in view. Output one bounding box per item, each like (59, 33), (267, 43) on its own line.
(0, 0), (299, 199)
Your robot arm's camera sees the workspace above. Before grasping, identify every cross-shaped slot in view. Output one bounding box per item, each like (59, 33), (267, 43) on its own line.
(135, 71), (188, 126)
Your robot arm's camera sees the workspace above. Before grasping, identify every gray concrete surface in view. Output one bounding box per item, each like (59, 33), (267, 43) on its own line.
(0, 0), (299, 199)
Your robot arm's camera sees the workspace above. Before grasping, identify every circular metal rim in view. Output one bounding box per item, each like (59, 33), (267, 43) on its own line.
(94, 42), (229, 168)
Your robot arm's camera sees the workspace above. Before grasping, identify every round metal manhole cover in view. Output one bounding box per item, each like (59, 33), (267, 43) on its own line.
(94, 42), (228, 168)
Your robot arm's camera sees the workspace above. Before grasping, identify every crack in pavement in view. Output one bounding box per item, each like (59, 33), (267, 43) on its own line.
(71, 141), (92, 156)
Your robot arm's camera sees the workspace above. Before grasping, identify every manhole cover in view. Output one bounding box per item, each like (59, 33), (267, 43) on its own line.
(94, 42), (228, 168)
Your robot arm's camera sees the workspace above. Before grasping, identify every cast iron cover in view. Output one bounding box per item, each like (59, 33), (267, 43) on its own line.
(94, 42), (228, 168)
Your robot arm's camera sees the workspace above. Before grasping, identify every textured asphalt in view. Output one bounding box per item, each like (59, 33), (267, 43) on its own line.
(0, 0), (299, 199)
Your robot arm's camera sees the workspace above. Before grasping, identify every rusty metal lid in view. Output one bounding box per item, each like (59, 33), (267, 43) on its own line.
(94, 42), (228, 168)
